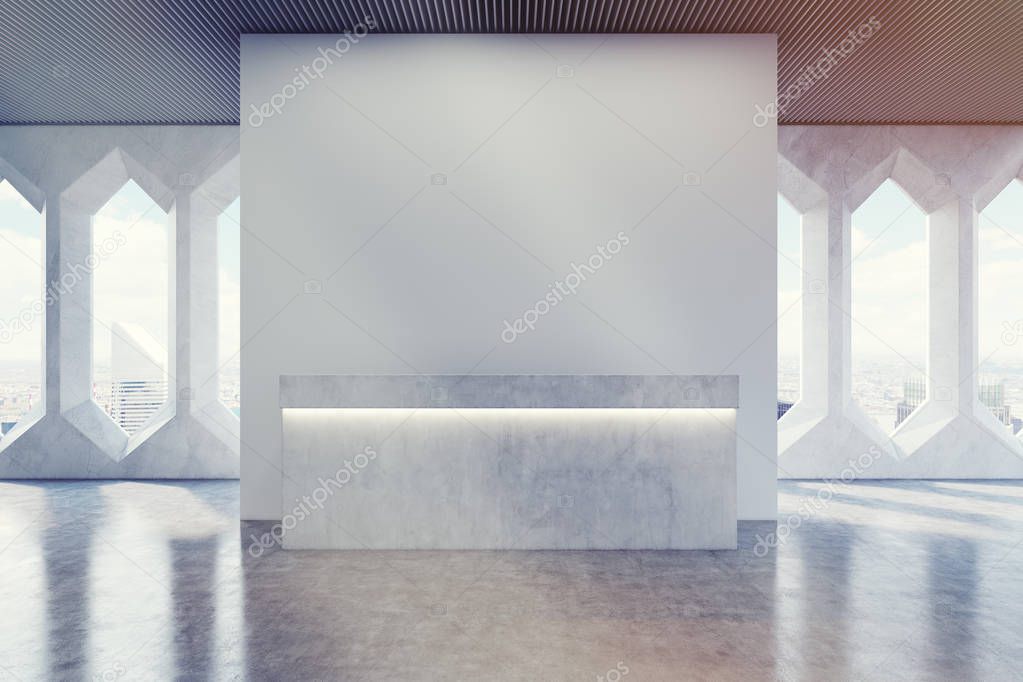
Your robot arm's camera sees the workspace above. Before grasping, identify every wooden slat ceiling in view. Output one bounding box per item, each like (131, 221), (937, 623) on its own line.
(2, 0), (1021, 125)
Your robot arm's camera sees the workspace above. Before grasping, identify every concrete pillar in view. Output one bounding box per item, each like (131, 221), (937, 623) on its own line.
(187, 161), (240, 453)
(957, 198), (979, 410)
(800, 202), (828, 410)
(57, 201), (96, 411)
(188, 195), (221, 410)
(828, 193), (852, 414)
(44, 200), (60, 416)
(928, 200), (961, 409)
(171, 195), (190, 414)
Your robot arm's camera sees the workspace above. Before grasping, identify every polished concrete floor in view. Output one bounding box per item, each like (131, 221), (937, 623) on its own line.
(0, 480), (1021, 681)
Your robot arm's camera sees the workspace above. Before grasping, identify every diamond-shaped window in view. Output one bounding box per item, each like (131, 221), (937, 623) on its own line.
(978, 179), (1023, 438)
(850, 178), (928, 434)
(91, 179), (171, 435)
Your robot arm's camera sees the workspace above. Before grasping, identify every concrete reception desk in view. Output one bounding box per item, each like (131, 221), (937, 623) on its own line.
(279, 375), (738, 550)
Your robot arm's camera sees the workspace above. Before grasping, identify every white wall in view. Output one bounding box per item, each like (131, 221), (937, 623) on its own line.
(240, 34), (778, 520)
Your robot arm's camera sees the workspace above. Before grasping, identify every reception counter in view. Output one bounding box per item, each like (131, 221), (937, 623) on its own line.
(280, 375), (738, 549)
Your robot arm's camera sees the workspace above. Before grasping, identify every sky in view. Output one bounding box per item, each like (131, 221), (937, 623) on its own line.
(777, 179), (928, 368)
(978, 179), (1023, 373)
(849, 178), (928, 372)
(92, 180), (170, 370)
(778, 177), (1023, 373)
(0, 180), (43, 376)
(777, 194), (801, 368)
(0, 179), (241, 378)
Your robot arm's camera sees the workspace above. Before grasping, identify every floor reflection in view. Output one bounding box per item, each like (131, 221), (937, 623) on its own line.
(170, 536), (219, 680)
(42, 484), (100, 679)
(795, 522), (855, 678)
(925, 536), (978, 679)
(0, 479), (1018, 680)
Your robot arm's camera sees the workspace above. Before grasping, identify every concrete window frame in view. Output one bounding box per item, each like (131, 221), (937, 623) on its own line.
(59, 148), (176, 460)
(185, 155), (241, 454)
(0, 126), (240, 479)
(779, 131), (1023, 478)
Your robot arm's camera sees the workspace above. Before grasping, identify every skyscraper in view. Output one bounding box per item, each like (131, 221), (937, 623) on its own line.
(895, 377), (927, 428)
(109, 322), (168, 434)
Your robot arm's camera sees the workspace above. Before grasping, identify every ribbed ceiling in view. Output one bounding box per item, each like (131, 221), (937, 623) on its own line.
(3, 0), (1023, 125)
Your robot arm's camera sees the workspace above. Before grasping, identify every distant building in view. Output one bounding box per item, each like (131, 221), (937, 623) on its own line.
(0, 387), (35, 436)
(109, 322), (168, 434)
(894, 377), (927, 428)
(895, 377), (1015, 430)
(979, 383), (1015, 429)
(777, 400), (794, 420)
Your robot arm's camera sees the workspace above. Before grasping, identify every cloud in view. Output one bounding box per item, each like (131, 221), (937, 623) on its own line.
(979, 256), (1023, 361)
(851, 233), (928, 362)
(0, 180), (31, 206)
(777, 288), (801, 360)
(92, 196), (170, 367)
(0, 228), (44, 366)
(979, 222), (1023, 256)
(0, 180), (44, 369)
